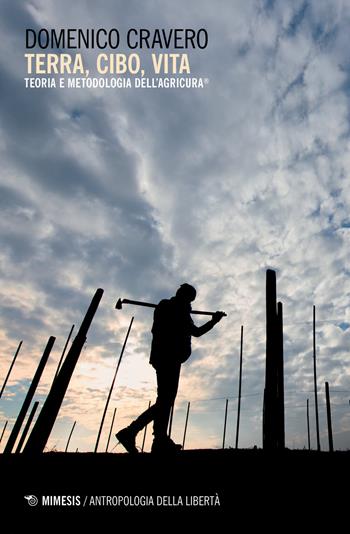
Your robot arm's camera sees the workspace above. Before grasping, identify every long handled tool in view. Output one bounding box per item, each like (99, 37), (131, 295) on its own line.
(115, 298), (226, 317)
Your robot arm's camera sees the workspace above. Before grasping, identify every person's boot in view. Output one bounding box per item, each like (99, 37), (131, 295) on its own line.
(115, 426), (139, 454)
(151, 436), (182, 454)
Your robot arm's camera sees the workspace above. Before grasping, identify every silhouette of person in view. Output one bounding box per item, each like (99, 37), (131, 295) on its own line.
(116, 283), (225, 453)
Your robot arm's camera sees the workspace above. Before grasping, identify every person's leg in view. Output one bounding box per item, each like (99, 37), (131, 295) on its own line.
(116, 397), (157, 454)
(153, 363), (181, 441)
(128, 404), (156, 433)
(116, 362), (181, 453)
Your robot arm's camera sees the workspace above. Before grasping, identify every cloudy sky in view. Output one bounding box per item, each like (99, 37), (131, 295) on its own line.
(1, 0), (350, 453)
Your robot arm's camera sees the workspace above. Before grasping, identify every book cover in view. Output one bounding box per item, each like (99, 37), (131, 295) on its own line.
(1, 0), (349, 519)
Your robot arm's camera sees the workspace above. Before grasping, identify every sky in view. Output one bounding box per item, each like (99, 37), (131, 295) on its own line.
(1, 0), (350, 453)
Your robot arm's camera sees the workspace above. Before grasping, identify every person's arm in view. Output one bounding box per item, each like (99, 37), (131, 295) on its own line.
(191, 311), (226, 337)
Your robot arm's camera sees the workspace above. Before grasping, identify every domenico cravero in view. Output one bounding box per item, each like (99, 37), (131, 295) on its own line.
(25, 27), (208, 49)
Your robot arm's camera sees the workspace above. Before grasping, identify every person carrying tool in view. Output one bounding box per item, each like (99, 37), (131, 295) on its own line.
(116, 283), (225, 454)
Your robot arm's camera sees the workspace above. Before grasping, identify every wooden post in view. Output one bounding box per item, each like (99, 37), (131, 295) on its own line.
(313, 305), (321, 451)
(65, 421), (76, 453)
(168, 403), (174, 439)
(263, 269), (276, 450)
(307, 398), (311, 450)
(94, 316), (134, 453)
(222, 399), (229, 449)
(263, 270), (285, 449)
(182, 401), (191, 450)
(15, 401), (39, 453)
(54, 325), (74, 380)
(325, 382), (334, 452)
(0, 420), (8, 443)
(106, 408), (117, 453)
(23, 288), (104, 454)
(141, 401), (151, 453)
(235, 325), (243, 449)
(277, 302), (285, 449)
(0, 341), (23, 399)
(4, 337), (55, 454)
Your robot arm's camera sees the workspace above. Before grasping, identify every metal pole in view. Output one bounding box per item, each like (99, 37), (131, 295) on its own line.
(325, 382), (334, 452)
(141, 401), (151, 452)
(313, 305), (321, 451)
(307, 398), (311, 450)
(15, 401), (39, 453)
(4, 337), (55, 454)
(54, 325), (74, 380)
(0, 341), (23, 399)
(222, 399), (229, 449)
(106, 408), (117, 453)
(182, 402), (191, 450)
(94, 316), (134, 453)
(168, 403), (174, 439)
(24, 288), (104, 454)
(65, 421), (76, 453)
(0, 420), (8, 443)
(235, 325), (243, 449)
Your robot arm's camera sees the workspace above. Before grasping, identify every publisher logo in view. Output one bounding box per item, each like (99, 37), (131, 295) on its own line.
(24, 495), (38, 507)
